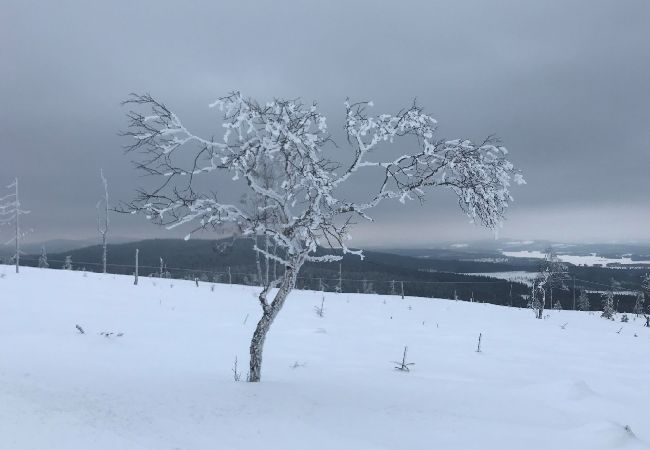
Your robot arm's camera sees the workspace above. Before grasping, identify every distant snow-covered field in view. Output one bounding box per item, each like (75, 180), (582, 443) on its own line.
(1, 266), (649, 449)
(502, 250), (650, 267)
(464, 270), (538, 285)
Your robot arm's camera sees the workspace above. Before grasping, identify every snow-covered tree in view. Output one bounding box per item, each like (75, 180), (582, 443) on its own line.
(63, 255), (73, 271)
(609, 277), (622, 291)
(642, 274), (650, 298)
(553, 299), (562, 311)
(0, 178), (28, 273)
(532, 271), (549, 319)
(539, 247), (569, 309)
(633, 291), (645, 317)
(97, 169), (109, 273)
(601, 290), (615, 320)
(361, 279), (375, 294)
(577, 290), (590, 311)
(121, 92), (524, 382)
(38, 246), (49, 268)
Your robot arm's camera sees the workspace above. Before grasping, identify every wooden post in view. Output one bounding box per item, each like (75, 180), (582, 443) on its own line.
(14, 178), (19, 274)
(338, 263), (342, 293)
(228, 266), (232, 284)
(134, 248), (139, 285)
(572, 276), (576, 310)
(401, 281), (405, 299)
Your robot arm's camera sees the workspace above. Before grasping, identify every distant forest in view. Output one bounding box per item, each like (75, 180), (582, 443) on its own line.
(11, 238), (648, 313)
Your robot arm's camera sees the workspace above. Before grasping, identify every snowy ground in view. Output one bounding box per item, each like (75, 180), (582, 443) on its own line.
(1, 266), (649, 450)
(502, 250), (650, 267)
(463, 270), (538, 286)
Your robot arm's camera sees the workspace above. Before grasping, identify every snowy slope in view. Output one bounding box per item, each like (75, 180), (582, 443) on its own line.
(1, 266), (649, 450)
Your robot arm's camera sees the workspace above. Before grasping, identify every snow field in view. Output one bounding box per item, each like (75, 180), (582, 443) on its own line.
(0, 266), (649, 449)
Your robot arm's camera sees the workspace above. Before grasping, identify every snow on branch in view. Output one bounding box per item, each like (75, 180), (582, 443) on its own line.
(122, 91), (523, 383)
(122, 92), (523, 267)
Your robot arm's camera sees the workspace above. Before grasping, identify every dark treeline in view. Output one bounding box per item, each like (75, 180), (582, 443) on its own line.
(16, 238), (529, 306)
(13, 238), (648, 313)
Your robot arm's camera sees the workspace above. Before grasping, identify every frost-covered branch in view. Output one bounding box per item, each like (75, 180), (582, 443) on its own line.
(0, 178), (28, 273)
(121, 92), (523, 382)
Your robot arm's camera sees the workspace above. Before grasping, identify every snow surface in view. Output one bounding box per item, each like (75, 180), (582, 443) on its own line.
(1, 265), (649, 450)
(502, 250), (650, 267)
(463, 271), (538, 286)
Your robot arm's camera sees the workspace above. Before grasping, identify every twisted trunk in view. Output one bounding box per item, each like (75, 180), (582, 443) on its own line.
(102, 233), (107, 274)
(255, 235), (263, 287)
(248, 265), (299, 382)
(537, 291), (545, 319)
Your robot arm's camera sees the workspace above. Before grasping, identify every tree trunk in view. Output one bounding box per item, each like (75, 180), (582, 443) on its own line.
(248, 265), (298, 382)
(255, 235), (263, 287)
(102, 233), (107, 274)
(264, 235), (270, 286)
(537, 290), (545, 319)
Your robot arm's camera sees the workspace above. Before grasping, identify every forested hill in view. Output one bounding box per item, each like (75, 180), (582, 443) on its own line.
(20, 238), (532, 307)
(23, 238), (540, 274)
(14, 238), (650, 312)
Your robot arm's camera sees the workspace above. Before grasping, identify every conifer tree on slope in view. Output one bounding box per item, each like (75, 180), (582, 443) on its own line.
(601, 290), (615, 320)
(577, 290), (590, 311)
(38, 246), (49, 269)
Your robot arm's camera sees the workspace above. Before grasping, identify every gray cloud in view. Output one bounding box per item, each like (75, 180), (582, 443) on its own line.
(1, 0), (649, 246)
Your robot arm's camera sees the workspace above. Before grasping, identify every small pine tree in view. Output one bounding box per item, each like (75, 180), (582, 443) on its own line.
(38, 246), (49, 269)
(601, 290), (615, 320)
(633, 291), (645, 317)
(577, 290), (590, 311)
(63, 255), (73, 271)
(553, 300), (562, 311)
(641, 274), (650, 298)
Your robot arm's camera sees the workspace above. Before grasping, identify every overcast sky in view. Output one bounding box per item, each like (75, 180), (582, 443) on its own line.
(1, 0), (649, 248)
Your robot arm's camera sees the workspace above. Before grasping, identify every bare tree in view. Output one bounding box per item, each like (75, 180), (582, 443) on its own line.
(532, 270), (549, 319)
(0, 178), (28, 273)
(121, 92), (523, 382)
(393, 346), (415, 372)
(97, 169), (109, 273)
(539, 247), (569, 309)
(633, 291), (644, 317)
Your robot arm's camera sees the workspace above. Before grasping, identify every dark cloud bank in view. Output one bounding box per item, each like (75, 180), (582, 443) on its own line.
(1, 0), (649, 247)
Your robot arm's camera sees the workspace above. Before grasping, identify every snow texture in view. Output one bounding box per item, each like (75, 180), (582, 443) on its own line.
(0, 266), (648, 450)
